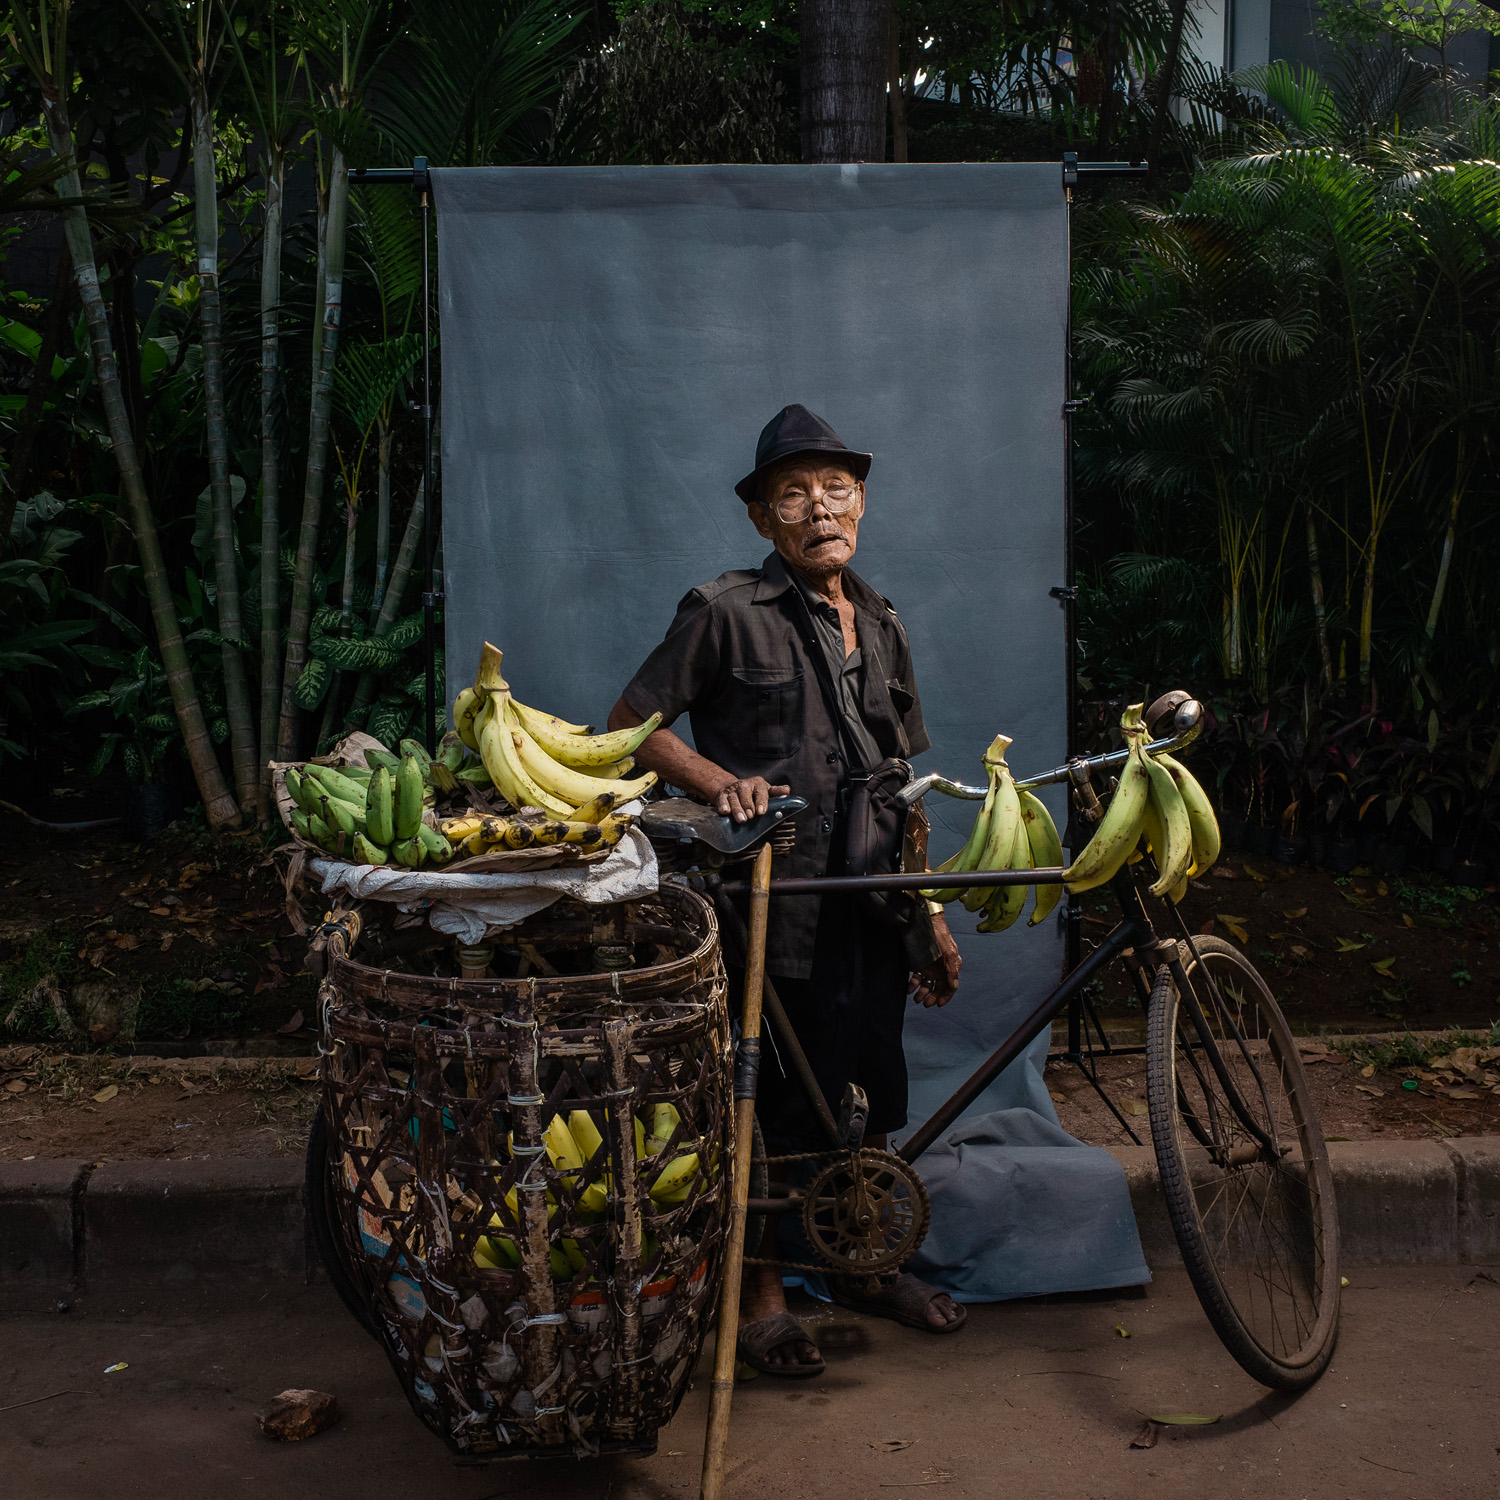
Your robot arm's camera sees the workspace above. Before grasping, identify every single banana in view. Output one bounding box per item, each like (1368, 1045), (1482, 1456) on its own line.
(504, 700), (658, 806)
(544, 1113), (585, 1187)
(455, 763), (492, 786)
(572, 787), (624, 825)
(509, 698), (663, 767)
(1062, 705), (1151, 893)
(965, 761), (1021, 911)
(394, 754), (424, 840)
(476, 694), (576, 819)
(511, 700), (593, 736)
(308, 813), (339, 853)
(305, 763), (367, 805)
(474, 1233), (521, 1270)
(453, 685), (484, 752)
(437, 730), (466, 772)
(1018, 789), (1065, 926)
(923, 775), (997, 903)
(577, 757), (635, 779)
(594, 813), (632, 847)
(1142, 753), (1194, 898)
(647, 1101), (680, 1155)
(333, 762), (372, 782)
(365, 765), (394, 845)
(415, 822), (453, 864)
(290, 809), (311, 841)
(320, 793), (362, 838)
(399, 737), (432, 774)
(440, 815), (485, 841)
(1156, 753), (1221, 873)
(364, 747), (400, 771)
(354, 832), (388, 865)
(977, 815), (1032, 932)
(649, 1150), (700, 1202)
(426, 762), (459, 796)
(284, 766), (306, 810)
(568, 1110), (604, 1162)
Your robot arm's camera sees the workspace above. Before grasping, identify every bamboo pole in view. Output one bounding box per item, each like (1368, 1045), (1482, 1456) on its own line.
(700, 841), (773, 1500)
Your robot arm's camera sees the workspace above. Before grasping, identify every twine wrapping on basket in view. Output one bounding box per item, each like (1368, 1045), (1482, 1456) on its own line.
(315, 881), (731, 1458)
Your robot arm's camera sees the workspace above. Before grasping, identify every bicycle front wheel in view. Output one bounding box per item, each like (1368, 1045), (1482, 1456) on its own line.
(1146, 936), (1340, 1390)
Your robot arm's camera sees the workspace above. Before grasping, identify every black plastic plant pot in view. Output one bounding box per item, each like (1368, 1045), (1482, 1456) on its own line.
(1431, 844), (1457, 875)
(1307, 831), (1328, 868)
(1221, 815), (1250, 851)
(1377, 844), (1406, 877)
(121, 781), (174, 841)
(1356, 825), (1384, 862)
(1452, 859), (1487, 889)
(1248, 824), (1276, 857)
(1273, 834), (1307, 865)
(1325, 840), (1359, 874)
(1405, 842), (1431, 873)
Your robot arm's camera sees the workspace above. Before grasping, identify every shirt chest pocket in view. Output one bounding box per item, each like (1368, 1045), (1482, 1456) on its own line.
(730, 667), (804, 760)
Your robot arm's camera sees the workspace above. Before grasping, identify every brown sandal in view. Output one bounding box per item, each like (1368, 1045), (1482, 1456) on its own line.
(735, 1310), (826, 1377)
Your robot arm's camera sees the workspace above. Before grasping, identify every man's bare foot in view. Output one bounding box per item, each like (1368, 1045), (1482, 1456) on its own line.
(739, 1259), (821, 1369)
(925, 1290), (963, 1329)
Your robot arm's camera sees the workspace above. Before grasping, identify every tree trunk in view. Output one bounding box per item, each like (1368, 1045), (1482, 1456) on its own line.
(349, 474), (425, 719)
(1096, 0), (1120, 151)
(41, 97), (238, 827)
(2, 244), (73, 538)
(887, 14), (908, 163)
(193, 88), (259, 819)
(801, 0), (889, 163)
(1148, 0), (1190, 177)
(1359, 534), (1378, 690)
(277, 146), (349, 759)
(257, 148), (285, 825)
(1420, 474), (1464, 665)
(1305, 506), (1334, 688)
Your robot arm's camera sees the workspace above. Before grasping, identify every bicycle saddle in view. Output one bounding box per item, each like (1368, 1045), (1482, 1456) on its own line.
(640, 795), (807, 855)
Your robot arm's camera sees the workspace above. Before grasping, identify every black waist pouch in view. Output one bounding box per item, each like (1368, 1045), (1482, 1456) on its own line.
(844, 757), (939, 970)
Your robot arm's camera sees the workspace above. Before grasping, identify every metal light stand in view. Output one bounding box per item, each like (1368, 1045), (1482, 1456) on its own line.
(347, 157), (440, 755)
(1056, 152), (1149, 1095)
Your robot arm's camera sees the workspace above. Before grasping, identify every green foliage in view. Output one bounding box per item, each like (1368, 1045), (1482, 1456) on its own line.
(290, 654), (333, 710)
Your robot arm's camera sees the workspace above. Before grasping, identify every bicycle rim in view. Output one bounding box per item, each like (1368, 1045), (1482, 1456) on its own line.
(1146, 936), (1340, 1389)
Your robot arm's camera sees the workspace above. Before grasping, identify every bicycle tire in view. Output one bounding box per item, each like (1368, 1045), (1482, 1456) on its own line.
(305, 1108), (382, 1341)
(1146, 936), (1340, 1390)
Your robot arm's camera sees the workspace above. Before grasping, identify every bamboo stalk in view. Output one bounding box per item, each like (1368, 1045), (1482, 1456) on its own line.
(193, 81), (259, 819)
(277, 144), (349, 758)
(257, 147), (285, 824)
(371, 414), (391, 626)
(1305, 504), (1333, 688)
(27, 57), (237, 827)
(700, 842), (773, 1500)
(348, 474), (425, 720)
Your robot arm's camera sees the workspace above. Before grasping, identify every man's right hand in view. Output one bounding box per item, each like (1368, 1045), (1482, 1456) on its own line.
(715, 776), (791, 824)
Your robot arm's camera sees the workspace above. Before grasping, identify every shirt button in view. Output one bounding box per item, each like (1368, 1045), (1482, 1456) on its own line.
(826, 751), (838, 764)
(821, 818), (831, 833)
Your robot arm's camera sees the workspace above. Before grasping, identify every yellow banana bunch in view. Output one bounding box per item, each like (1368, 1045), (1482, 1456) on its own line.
(923, 734), (1066, 930)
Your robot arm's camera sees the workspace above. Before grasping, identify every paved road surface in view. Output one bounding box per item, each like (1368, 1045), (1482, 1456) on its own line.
(3, 1266), (1496, 1499)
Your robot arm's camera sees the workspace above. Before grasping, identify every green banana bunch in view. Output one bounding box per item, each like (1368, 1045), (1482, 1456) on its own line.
(1062, 704), (1152, 893)
(1141, 752), (1193, 899)
(1019, 789), (1065, 927)
(364, 747), (399, 772)
(1157, 752), (1221, 873)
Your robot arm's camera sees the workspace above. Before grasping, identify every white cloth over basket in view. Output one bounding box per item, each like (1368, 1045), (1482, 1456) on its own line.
(308, 827), (660, 944)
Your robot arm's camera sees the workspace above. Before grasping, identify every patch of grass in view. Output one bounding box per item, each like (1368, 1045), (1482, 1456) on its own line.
(1334, 1024), (1499, 1071)
(1, 929), (85, 1039)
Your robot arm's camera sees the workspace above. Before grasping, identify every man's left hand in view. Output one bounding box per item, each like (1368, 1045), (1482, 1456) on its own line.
(908, 913), (961, 1008)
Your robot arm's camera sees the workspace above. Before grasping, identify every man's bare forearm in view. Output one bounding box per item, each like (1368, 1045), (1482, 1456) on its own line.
(607, 696), (731, 803)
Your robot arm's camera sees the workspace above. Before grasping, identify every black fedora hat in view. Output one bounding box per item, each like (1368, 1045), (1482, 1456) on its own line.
(734, 404), (872, 503)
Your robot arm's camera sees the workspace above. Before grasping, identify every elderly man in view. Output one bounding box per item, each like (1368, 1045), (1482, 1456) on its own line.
(607, 405), (966, 1375)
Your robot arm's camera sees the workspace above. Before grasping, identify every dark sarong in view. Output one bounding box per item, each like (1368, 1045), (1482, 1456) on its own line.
(729, 893), (911, 1152)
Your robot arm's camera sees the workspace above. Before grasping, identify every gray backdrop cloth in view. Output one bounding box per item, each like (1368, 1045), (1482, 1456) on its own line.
(433, 163), (1147, 1299)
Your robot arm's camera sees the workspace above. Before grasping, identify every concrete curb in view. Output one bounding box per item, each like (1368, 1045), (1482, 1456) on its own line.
(3, 1140), (1497, 1295)
(1108, 1138), (1500, 1267)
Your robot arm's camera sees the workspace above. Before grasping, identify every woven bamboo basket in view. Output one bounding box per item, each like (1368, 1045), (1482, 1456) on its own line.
(311, 881), (731, 1458)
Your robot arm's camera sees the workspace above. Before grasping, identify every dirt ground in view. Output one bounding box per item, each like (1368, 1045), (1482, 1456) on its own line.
(1086, 853), (1499, 1033)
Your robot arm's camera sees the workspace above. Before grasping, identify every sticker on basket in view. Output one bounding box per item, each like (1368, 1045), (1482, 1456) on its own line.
(387, 1271), (427, 1320)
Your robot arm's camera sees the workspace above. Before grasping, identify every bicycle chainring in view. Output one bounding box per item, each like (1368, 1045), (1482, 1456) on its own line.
(801, 1149), (931, 1277)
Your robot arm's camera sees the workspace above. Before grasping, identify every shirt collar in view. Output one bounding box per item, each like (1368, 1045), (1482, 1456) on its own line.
(754, 549), (878, 615)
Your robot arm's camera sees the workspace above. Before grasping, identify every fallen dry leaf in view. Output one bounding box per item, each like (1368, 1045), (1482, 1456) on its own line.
(1283, 907), (1308, 919)
(1371, 957), (1396, 973)
(149, 906), (171, 917)
(1219, 916), (1249, 943)
(113, 933), (139, 951)
(92, 1084), (119, 1103)
(276, 1009), (305, 1036)
(1148, 1413), (1220, 1426)
(1355, 1083), (1385, 1097)
(1211, 866), (1237, 879)
(159, 933), (174, 952)
(870, 1440), (916, 1453)
(1129, 1422), (1159, 1449)
(1360, 1064), (1376, 1077)
(1334, 937), (1366, 952)
(4, 1078), (27, 1094)
(1115, 1324), (1132, 1338)
(1444, 1088), (1481, 1101)
(1290, 944), (1308, 957)
(1241, 863), (1271, 883)
(1197, 919), (1216, 935)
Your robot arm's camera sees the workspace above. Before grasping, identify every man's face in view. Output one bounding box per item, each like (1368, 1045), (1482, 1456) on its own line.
(748, 459), (864, 580)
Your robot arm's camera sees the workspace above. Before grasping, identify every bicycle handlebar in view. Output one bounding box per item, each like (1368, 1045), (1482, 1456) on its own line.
(898, 695), (1204, 808)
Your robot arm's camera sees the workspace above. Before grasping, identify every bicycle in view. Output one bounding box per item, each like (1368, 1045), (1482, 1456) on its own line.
(701, 689), (1341, 1393)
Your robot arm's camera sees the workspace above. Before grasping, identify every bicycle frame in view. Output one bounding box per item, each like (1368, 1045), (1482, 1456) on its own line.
(716, 699), (1284, 1173)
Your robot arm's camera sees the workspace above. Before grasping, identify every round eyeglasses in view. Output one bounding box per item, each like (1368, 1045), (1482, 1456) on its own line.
(770, 482), (861, 525)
